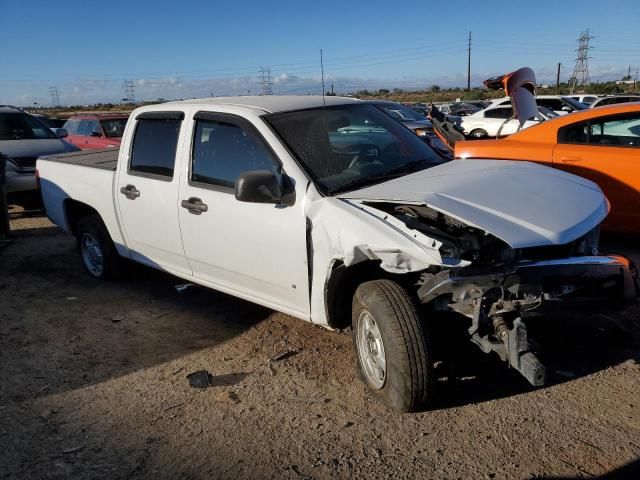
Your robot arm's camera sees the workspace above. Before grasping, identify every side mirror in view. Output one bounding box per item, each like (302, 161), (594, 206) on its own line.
(90, 131), (102, 137)
(51, 128), (68, 138)
(561, 105), (572, 112)
(235, 170), (295, 206)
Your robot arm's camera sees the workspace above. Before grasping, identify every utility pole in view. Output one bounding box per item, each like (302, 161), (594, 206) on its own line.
(259, 67), (273, 95)
(569, 29), (594, 93)
(48, 86), (60, 107)
(467, 31), (472, 91)
(556, 63), (561, 92)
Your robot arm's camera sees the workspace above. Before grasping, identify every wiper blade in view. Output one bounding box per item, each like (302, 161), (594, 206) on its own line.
(379, 158), (435, 178)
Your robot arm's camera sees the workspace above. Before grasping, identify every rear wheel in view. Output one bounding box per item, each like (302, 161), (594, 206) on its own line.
(76, 214), (122, 280)
(469, 128), (488, 139)
(352, 280), (434, 412)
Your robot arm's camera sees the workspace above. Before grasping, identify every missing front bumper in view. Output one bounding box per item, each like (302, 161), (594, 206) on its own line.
(418, 255), (638, 386)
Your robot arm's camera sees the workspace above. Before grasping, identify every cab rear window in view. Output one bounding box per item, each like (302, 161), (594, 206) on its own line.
(129, 118), (182, 178)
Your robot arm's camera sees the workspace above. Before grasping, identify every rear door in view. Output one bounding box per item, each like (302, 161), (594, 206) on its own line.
(116, 110), (192, 274)
(482, 107), (519, 136)
(553, 112), (640, 231)
(177, 111), (309, 317)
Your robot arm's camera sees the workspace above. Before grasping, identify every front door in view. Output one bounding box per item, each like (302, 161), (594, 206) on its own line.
(178, 111), (309, 317)
(116, 111), (192, 274)
(553, 111), (640, 231)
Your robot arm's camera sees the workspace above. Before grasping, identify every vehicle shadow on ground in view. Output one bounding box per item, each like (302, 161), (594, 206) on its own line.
(0, 221), (274, 402)
(538, 457), (640, 479)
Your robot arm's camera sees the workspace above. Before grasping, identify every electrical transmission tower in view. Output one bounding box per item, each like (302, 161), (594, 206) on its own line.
(569, 30), (594, 93)
(259, 67), (273, 95)
(48, 87), (61, 106)
(122, 80), (136, 103)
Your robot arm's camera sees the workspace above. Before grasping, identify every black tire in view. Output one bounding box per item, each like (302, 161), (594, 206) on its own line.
(76, 214), (122, 280)
(352, 280), (433, 412)
(469, 128), (488, 139)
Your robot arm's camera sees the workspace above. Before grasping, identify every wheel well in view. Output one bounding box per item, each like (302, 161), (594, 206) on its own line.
(324, 260), (419, 329)
(64, 199), (99, 235)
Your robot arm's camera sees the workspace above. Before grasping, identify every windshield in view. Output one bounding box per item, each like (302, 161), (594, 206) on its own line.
(450, 103), (480, 114)
(538, 106), (559, 119)
(265, 103), (444, 195)
(374, 102), (426, 122)
(562, 97), (587, 110)
(0, 112), (57, 140)
(101, 118), (128, 138)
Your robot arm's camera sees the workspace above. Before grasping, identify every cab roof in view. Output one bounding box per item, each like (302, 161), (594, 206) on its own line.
(166, 95), (362, 114)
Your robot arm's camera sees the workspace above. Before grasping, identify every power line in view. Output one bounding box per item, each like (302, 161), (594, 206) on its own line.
(48, 86), (60, 106)
(258, 67), (273, 95)
(569, 29), (594, 93)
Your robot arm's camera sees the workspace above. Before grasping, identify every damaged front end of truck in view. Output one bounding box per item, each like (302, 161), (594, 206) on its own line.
(330, 179), (637, 387)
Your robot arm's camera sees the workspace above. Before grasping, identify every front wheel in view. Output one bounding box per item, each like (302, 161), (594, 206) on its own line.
(76, 214), (122, 280)
(468, 128), (488, 139)
(352, 280), (434, 412)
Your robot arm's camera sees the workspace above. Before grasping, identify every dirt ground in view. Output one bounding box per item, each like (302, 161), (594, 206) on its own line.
(1, 212), (639, 480)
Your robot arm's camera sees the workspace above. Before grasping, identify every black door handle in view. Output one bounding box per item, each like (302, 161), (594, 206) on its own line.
(120, 184), (140, 200)
(181, 197), (208, 215)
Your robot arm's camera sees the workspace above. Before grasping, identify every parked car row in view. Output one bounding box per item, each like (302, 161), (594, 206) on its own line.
(428, 67), (640, 235)
(456, 95), (584, 138)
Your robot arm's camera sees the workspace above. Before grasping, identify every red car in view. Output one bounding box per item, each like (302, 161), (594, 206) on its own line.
(62, 113), (129, 150)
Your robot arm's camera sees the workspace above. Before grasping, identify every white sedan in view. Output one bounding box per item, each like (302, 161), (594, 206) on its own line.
(461, 104), (558, 139)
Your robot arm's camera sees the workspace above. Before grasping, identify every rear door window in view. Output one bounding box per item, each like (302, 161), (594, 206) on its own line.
(484, 107), (513, 119)
(536, 98), (564, 111)
(589, 114), (640, 147)
(129, 117), (182, 178)
(559, 113), (640, 147)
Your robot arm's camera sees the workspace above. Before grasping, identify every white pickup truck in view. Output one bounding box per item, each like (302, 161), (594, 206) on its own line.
(38, 96), (636, 412)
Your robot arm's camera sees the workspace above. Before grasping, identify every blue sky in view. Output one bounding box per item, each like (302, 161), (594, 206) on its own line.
(1, 0), (639, 105)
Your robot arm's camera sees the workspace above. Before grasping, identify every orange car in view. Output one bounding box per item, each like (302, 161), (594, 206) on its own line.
(454, 103), (640, 233)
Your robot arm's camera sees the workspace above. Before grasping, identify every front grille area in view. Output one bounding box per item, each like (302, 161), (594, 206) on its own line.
(516, 227), (600, 262)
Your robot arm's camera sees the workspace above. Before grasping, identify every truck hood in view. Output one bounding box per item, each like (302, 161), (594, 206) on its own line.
(337, 159), (608, 248)
(0, 138), (79, 159)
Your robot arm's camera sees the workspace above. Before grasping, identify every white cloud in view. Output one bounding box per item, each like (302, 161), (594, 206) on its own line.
(4, 62), (634, 107)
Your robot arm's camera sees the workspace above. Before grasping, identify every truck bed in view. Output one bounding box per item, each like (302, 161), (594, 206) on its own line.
(39, 148), (118, 171)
